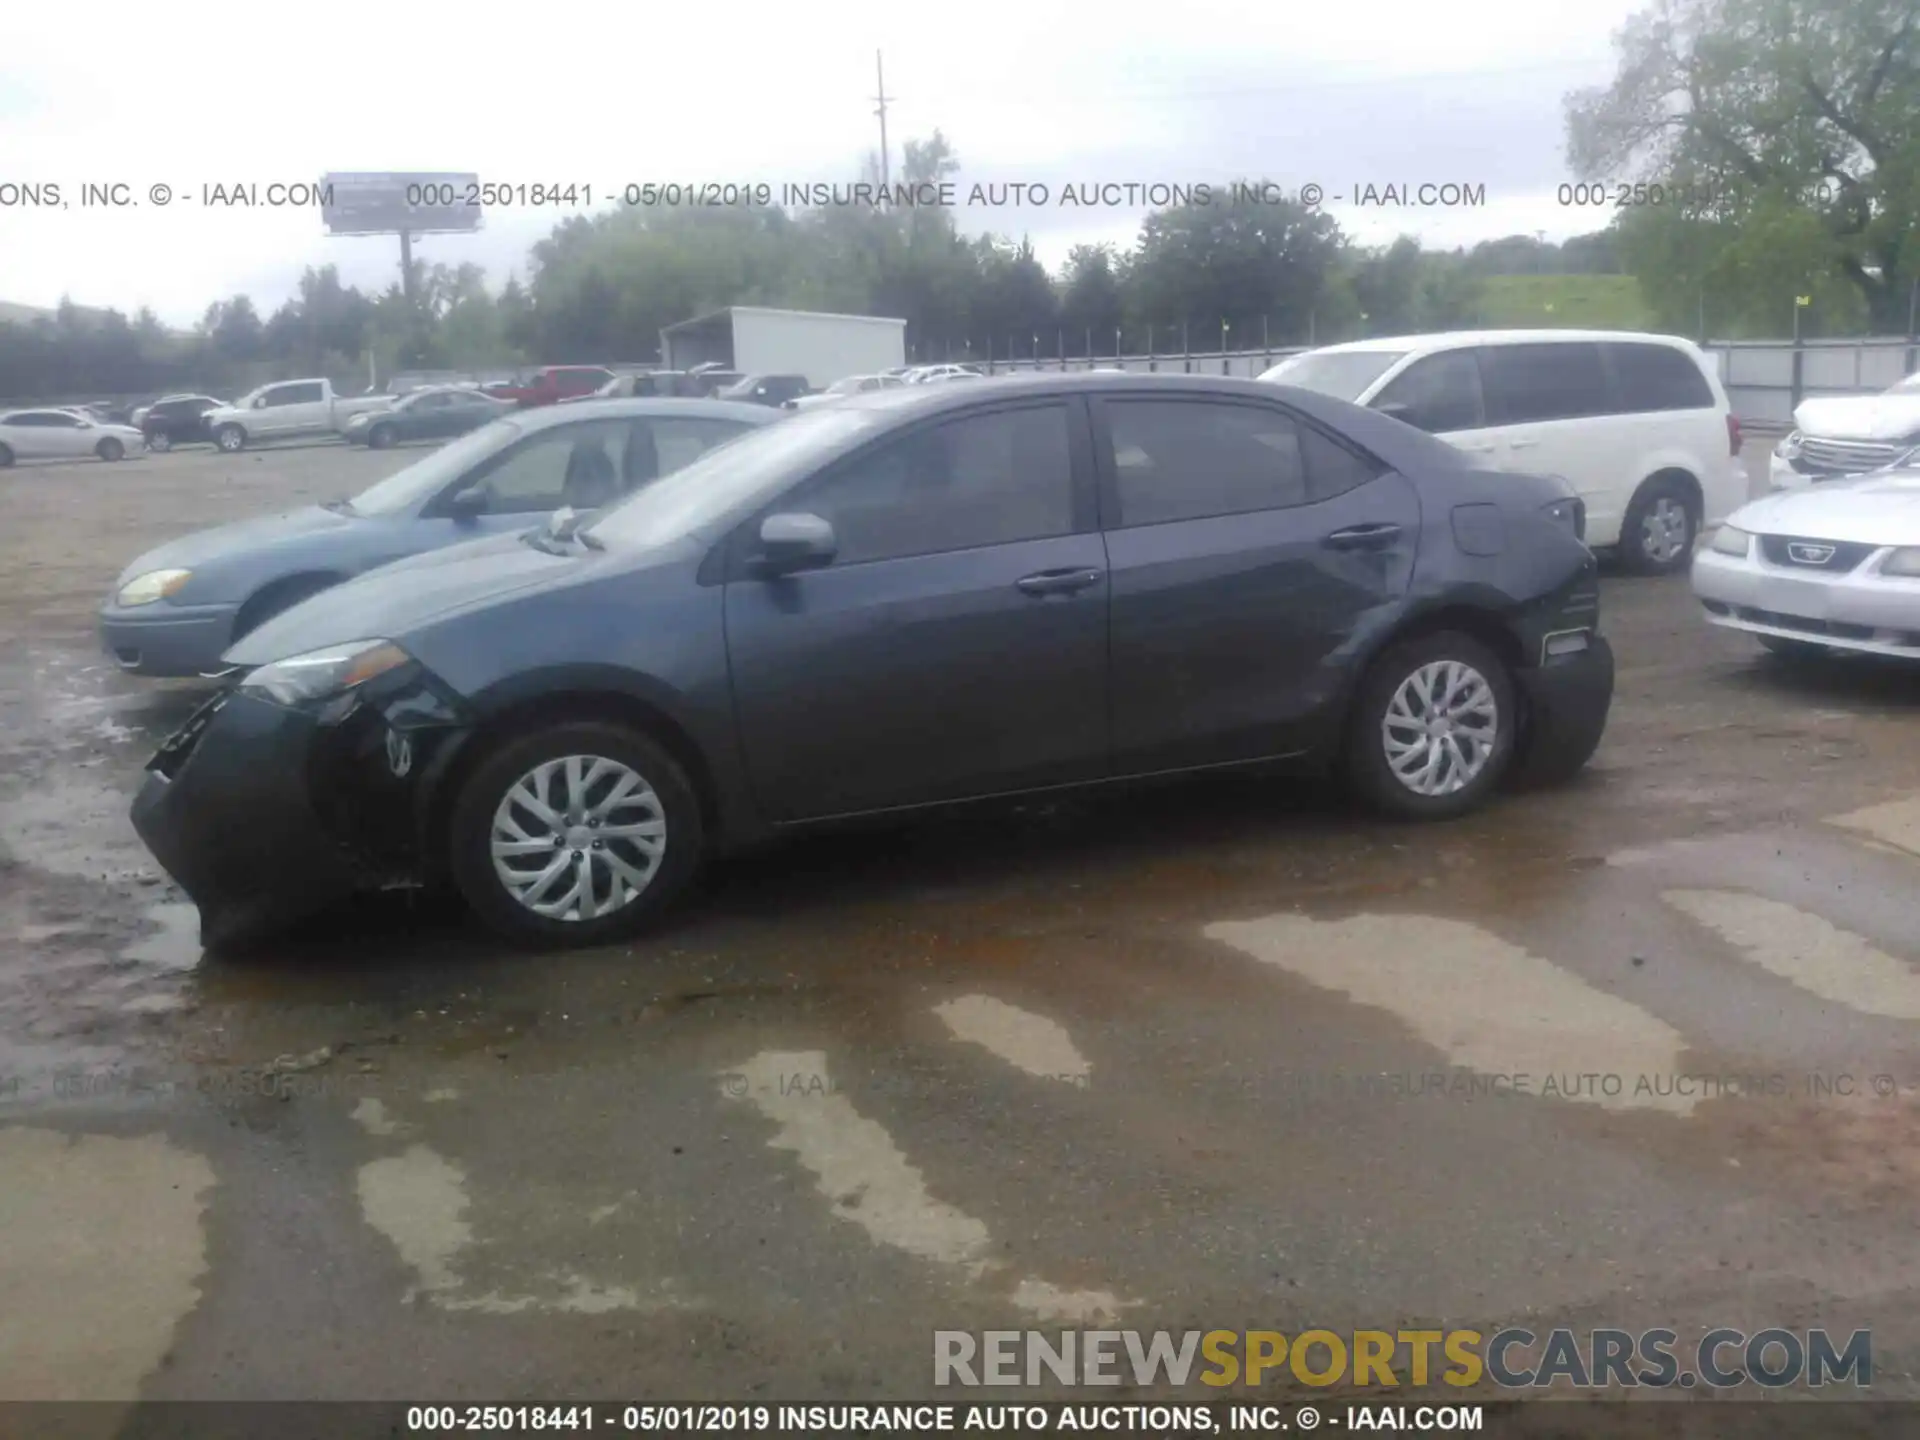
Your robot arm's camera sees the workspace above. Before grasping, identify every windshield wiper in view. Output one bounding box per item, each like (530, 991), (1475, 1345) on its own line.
(576, 528), (605, 551)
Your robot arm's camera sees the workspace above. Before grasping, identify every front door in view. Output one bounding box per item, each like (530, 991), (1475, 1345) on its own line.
(724, 399), (1110, 821)
(1094, 394), (1421, 773)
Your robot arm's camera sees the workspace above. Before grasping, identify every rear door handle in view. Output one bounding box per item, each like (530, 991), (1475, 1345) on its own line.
(1016, 567), (1103, 596)
(1457, 441), (1498, 454)
(1507, 437), (1541, 450)
(1322, 523), (1404, 551)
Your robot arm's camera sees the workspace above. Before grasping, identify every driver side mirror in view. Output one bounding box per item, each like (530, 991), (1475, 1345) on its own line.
(446, 486), (489, 521)
(754, 512), (836, 574)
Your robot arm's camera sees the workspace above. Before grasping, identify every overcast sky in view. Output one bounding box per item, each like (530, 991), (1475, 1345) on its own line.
(0, 0), (1637, 327)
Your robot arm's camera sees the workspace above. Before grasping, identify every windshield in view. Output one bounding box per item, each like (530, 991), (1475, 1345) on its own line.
(1261, 350), (1409, 401)
(587, 407), (876, 548)
(343, 416), (524, 515)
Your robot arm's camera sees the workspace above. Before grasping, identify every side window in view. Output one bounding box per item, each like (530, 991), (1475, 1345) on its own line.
(288, 382), (325, 404)
(646, 417), (748, 476)
(1605, 342), (1715, 412)
(1370, 352), (1486, 433)
(1105, 400), (1309, 526)
(790, 403), (1076, 566)
(1481, 343), (1611, 423)
(1299, 426), (1388, 500)
(258, 386), (294, 408)
(456, 420), (629, 514)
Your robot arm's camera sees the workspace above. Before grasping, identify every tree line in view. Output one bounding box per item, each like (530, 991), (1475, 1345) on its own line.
(8, 0), (1920, 402)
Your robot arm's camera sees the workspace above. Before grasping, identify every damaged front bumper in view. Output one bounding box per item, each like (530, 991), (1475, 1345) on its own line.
(130, 665), (472, 951)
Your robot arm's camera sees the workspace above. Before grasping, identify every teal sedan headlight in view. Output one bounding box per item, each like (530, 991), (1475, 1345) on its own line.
(117, 568), (192, 605)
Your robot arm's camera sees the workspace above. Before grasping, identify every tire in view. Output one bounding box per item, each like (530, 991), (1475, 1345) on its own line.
(446, 720), (704, 948)
(96, 437), (124, 462)
(1620, 476), (1698, 575)
(367, 424), (396, 450)
(231, 574), (339, 639)
(0, 443), (12, 468)
(215, 424), (247, 453)
(1346, 631), (1518, 820)
(147, 430), (172, 453)
(1757, 633), (1829, 661)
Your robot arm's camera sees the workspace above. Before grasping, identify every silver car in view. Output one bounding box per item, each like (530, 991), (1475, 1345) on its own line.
(99, 398), (775, 676)
(1692, 469), (1920, 660)
(0, 407), (146, 464)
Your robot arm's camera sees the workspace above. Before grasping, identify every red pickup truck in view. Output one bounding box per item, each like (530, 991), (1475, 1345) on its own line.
(482, 365), (617, 408)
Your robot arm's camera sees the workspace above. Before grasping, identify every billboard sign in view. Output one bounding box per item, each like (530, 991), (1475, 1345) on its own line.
(321, 172), (483, 235)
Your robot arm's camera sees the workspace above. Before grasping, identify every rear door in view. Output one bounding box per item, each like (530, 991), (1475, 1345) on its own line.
(1600, 340), (1735, 524)
(1475, 342), (1628, 536)
(1095, 393), (1421, 772)
(723, 398), (1110, 820)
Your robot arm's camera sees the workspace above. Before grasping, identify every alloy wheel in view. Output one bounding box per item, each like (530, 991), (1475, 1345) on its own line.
(1381, 660), (1500, 797)
(489, 754), (666, 922)
(1639, 497), (1691, 565)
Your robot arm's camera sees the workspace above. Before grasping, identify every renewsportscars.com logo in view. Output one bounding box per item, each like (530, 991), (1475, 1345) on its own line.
(934, 1328), (1872, 1390)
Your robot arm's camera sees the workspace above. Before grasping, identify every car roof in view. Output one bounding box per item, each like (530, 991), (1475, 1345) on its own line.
(1298, 329), (1705, 356)
(508, 396), (779, 430)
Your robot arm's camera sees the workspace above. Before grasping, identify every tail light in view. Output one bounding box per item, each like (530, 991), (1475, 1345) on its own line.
(1727, 414), (1743, 456)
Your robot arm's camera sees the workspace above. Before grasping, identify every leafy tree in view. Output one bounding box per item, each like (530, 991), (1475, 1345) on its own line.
(1567, 0), (1920, 329)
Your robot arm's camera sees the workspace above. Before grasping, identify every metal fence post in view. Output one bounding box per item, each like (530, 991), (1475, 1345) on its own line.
(1790, 302), (1804, 411)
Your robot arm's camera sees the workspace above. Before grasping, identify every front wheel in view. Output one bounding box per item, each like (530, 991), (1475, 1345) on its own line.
(1346, 631), (1517, 820)
(367, 425), (396, 449)
(96, 437), (125, 462)
(215, 424), (246, 452)
(1620, 478), (1698, 574)
(446, 721), (705, 948)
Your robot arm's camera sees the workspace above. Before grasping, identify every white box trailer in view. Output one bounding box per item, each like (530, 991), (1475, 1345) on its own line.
(660, 306), (906, 390)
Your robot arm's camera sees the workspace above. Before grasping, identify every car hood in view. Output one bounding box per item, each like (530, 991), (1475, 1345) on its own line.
(222, 530), (577, 666)
(114, 504), (356, 584)
(1792, 394), (1920, 443)
(1731, 469), (1920, 546)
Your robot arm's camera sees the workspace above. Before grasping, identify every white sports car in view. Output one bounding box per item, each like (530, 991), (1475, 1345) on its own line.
(1692, 470), (1920, 660)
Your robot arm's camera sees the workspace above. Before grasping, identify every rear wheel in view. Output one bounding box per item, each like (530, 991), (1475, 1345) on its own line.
(0, 443), (13, 468)
(1346, 631), (1517, 820)
(96, 437), (125, 461)
(215, 424), (246, 453)
(147, 430), (172, 452)
(367, 424), (396, 449)
(1620, 477), (1698, 574)
(447, 721), (704, 948)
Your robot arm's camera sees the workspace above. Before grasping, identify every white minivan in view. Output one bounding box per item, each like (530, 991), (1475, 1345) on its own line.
(1261, 330), (1748, 573)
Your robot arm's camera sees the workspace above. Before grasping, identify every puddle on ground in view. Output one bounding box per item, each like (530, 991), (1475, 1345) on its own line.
(120, 903), (202, 973)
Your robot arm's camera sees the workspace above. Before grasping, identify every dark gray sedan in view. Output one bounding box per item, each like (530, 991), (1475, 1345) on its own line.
(99, 398), (775, 677)
(132, 373), (1614, 950)
(340, 385), (512, 448)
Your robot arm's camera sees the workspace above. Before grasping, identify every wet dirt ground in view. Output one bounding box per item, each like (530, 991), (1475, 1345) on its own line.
(4, 439), (1920, 1408)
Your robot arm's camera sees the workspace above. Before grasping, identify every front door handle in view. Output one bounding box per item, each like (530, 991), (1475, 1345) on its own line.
(1016, 567), (1103, 596)
(1507, 437), (1541, 450)
(1322, 523), (1404, 551)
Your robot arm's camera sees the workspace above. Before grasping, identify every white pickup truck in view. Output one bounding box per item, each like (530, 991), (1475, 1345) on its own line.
(203, 379), (394, 452)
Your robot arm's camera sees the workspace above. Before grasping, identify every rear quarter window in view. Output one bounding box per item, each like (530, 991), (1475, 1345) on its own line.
(1603, 342), (1717, 412)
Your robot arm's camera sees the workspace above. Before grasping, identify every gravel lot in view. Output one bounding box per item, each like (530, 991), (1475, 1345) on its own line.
(5, 436), (1920, 1407)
